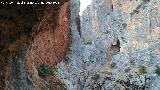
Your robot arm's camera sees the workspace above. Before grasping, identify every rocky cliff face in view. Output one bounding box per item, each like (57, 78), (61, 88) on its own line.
(57, 0), (160, 90)
(25, 1), (71, 89)
(0, 0), (70, 89)
(0, 0), (160, 90)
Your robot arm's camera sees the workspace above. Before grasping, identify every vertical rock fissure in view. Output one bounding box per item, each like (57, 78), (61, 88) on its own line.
(76, 16), (81, 37)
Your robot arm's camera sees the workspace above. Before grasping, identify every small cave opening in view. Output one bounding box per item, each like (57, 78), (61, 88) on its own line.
(111, 39), (120, 47)
(111, 39), (121, 53)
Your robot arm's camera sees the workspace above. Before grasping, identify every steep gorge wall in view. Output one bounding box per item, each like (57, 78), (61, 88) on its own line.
(57, 0), (119, 89)
(57, 0), (160, 90)
(27, 2), (70, 68)
(25, 1), (71, 88)
(0, 0), (71, 89)
(0, 0), (160, 90)
(111, 0), (160, 89)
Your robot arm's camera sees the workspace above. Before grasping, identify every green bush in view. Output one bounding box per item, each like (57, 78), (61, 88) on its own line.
(155, 66), (160, 75)
(91, 74), (100, 81)
(110, 62), (116, 69)
(139, 66), (147, 74)
(133, 9), (139, 14)
(136, 5), (142, 10)
(142, 0), (150, 3)
(37, 64), (53, 78)
(42, 83), (66, 90)
(106, 71), (112, 75)
(122, 23), (127, 28)
(125, 67), (131, 73)
(82, 37), (92, 45)
(85, 41), (92, 45)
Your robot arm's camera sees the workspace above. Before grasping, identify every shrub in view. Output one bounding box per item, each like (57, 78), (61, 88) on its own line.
(37, 64), (53, 78)
(142, 0), (150, 3)
(85, 41), (92, 45)
(125, 67), (131, 73)
(130, 60), (135, 66)
(130, 4), (142, 16)
(110, 62), (116, 68)
(128, 74), (133, 79)
(106, 71), (112, 75)
(82, 37), (92, 45)
(130, 12), (134, 16)
(139, 66), (147, 74)
(122, 23), (127, 28)
(155, 66), (160, 75)
(133, 9), (139, 14)
(136, 5), (142, 10)
(42, 83), (66, 90)
(91, 74), (100, 81)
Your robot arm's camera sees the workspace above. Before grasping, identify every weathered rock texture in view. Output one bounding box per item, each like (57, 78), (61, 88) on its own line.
(57, 0), (160, 90)
(1, 0), (160, 90)
(0, 4), (41, 90)
(0, 0), (70, 89)
(25, 1), (71, 89)
(28, 2), (70, 68)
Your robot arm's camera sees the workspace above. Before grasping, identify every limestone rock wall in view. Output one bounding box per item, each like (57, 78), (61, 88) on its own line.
(57, 0), (119, 89)
(57, 0), (160, 90)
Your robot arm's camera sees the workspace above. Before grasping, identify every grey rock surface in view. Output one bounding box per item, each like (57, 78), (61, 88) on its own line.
(12, 46), (34, 90)
(57, 0), (160, 90)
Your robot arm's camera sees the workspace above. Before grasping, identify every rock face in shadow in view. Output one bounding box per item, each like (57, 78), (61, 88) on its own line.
(12, 46), (34, 90)
(0, 4), (41, 90)
(0, 0), (71, 89)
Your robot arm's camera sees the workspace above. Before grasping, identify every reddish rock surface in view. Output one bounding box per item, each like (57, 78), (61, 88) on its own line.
(25, 2), (71, 88)
(29, 2), (70, 67)
(0, 0), (70, 89)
